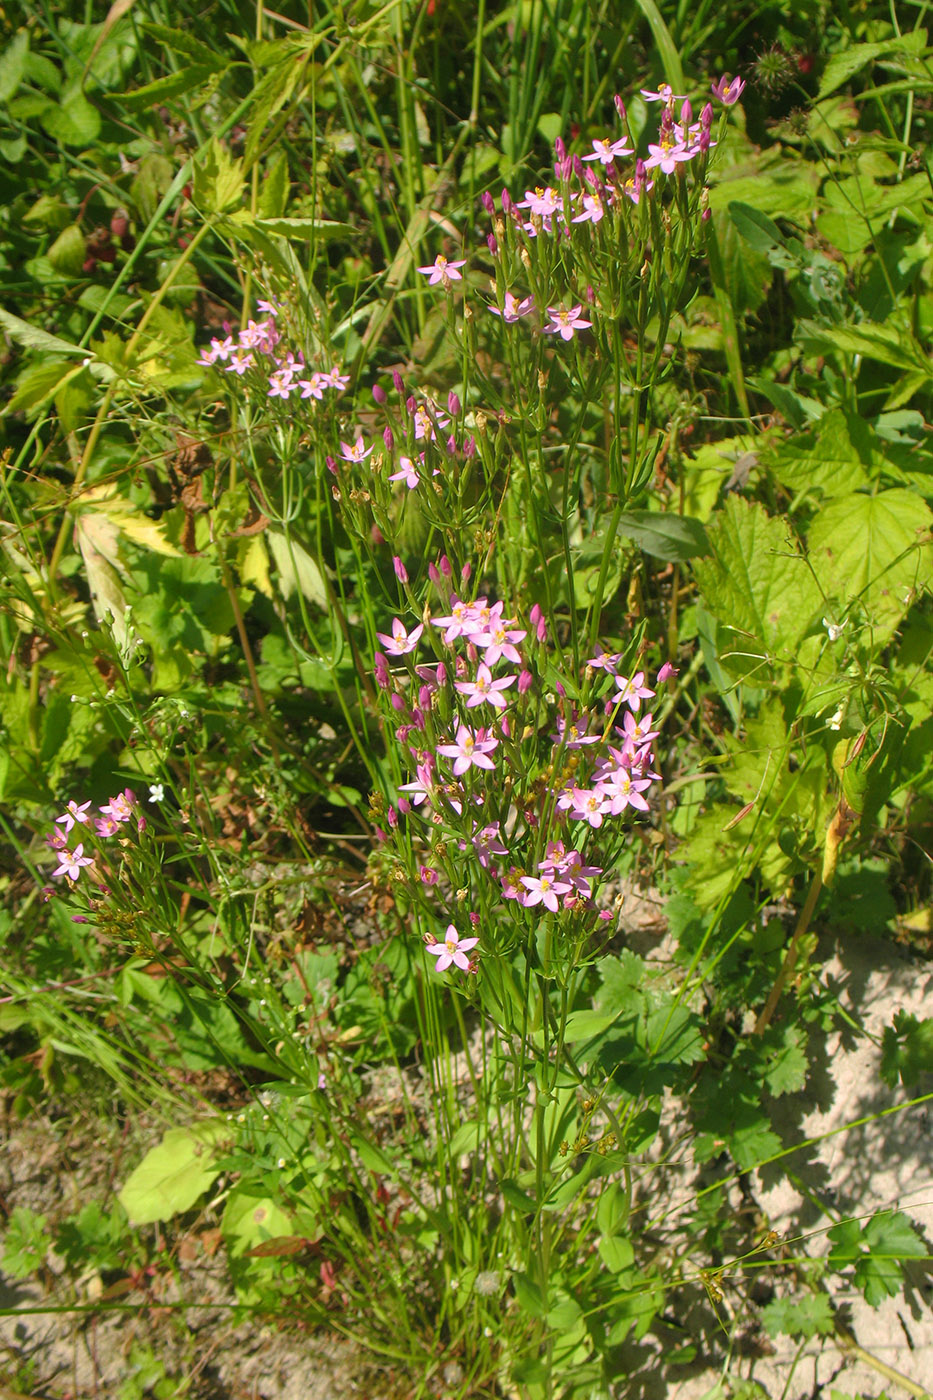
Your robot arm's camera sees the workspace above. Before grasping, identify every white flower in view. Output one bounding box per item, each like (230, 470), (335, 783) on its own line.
(823, 617), (845, 642)
(148, 783), (165, 803)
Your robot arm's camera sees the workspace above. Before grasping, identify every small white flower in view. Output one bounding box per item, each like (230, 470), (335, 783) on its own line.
(823, 616), (845, 642)
(828, 705), (845, 731)
(148, 783), (165, 803)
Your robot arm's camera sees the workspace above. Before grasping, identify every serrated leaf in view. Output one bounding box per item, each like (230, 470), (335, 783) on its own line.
(761, 1025), (808, 1097)
(880, 1011), (933, 1088)
(615, 510), (710, 561)
(140, 22), (226, 69)
(193, 137), (244, 214)
(693, 496), (822, 667)
(225, 211), (354, 241)
(7, 360), (84, 417)
(119, 64), (222, 111)
(808, 489), (932, 640)
(761, 1292), (835, 1339)
(118, 1122), (229, 1225)
(0, 307), (84, 358)
(764, 408), (878, 497)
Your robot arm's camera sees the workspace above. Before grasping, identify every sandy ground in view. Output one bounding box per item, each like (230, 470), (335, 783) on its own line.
(1, 927), (930, 1399)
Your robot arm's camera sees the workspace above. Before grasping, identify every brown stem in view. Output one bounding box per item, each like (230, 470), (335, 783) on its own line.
(755, 868), (823, 1035)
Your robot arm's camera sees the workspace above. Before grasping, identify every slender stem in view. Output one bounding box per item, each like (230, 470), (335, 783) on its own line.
(755, 869), (823, 1035)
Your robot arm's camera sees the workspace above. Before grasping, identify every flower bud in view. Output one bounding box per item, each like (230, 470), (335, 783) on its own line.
(463, 435), (476, 458)
(572, 154), (584, 178)
(701, 101), (714, 129)
(420, 865), (439, 885)
(390, 692), (406, 713)
(393, 555), (408, 583)
(406, 395), (417, 415)
(518, 669), (533, 694)
(448, 390), (461, 417)
(461, 562), (471, 583)
(428, 562), (440, 584)
(397, 797), (411, 815)
(481, 190), (495, 215)
(680, 99), (693, 127)
(383, 426), (395, 451)
(372, 383), (387, 404)
(439, 554), (452, 577)
(436, 663), (448, 687)
(374, 653), (391, 688)
(487, 232), (498, 256)
(555, 135), (567, 161)
(393, 368), (405, 394)
(326, 455), (337, 474)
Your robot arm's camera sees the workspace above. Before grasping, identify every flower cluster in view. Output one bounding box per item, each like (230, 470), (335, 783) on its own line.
(46, 788), (143, 887)
(371, 573), (677, 971)
(196, 300), (350, 404)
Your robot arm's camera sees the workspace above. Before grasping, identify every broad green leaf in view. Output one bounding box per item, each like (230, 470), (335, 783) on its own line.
(808, 489), (932, 639)
(225, 211), (354, 241)
(708, 165), (819, 221)
(243, 43), (315, 166)
(693, 496), (822, 668)
(614, 511), (709, 561)
(8, 360), (84, 417)
(762, 1293), (835, 1339)
(712, 210), (772, 316)
(727, 201), (785, 253)
(880, 1011), (933, 1088)
(818, 30), (927, 99)
(47, 223), (87, 277)
(140, 22), (225, 68)
(797, 319), (927, 374)
(267, 530), (327, 607)
(0, 29), (28, 103)
(257, 150), (289, 219)
(763, 408), (878, 497)
(118, 1121), (230, 1224)
(74, 484), (181, 558)
(222, 1190), (293, 1256)
(40, 86), (101, 145)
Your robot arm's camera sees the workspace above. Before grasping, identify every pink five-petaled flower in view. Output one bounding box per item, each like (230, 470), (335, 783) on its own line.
(598, 765), (652, 815)
(544, 305), (592, 340)
(520, 874), (572, 913)
(426, 924), (478, 972)
(417, 255), (466, 286)
(455, 663), (515, 711)
(375, 619), (424, 657)
(619, 709), (660, 752)
(517, 186), (562, 216)
(474, 619), (526, 666)
(644, 136), (693, 174)
(100, 791), (135, 824)
(567, 786), (609, 828)
(582, 135), (632, 164)
(339, 438), (372, 464)
(587, 648), (622, 673)
(571, 192), (607, 225)
(52, 843), (94, 882)
(640, 83), (687, 105)
(711, 73), (746, 105)
(436, 724), (498, 775)
(55, 800), (93, 835)
(488, 291), (536, 323)
(612, 671), (655, 712)
(388, 456), (422, 489)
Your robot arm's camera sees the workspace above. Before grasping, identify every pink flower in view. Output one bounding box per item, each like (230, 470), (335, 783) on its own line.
(426, 924), (479, 972)
(571, 192), (607, 225)
(267, 369), (294, 399)
(100, 791), (136, 824)
(587, 649), (621, 673)
(640, 83), (686, 105)
(55, 800), (93, 835)
(657, 661), (679, 684)
(398, 761), (436, 806)
(566, 786), (608, 828)
(388, 456), (422, 489)
(597, 765), (652, 815)
(711, 73), (745, 105)
(412, 402), (450, 442)
(520, 874), (571, 912)
(582, 136), (631, 164)
(644, 137), (693, 174)
(417, 255), (466, 285)
(474, 620), (526, 666)
(339, 438), (372, 464)
(618, 710), (659, 752)
(299, 373), (327, 400)
(544, 306), (592, 340)
(516, 186), (562, 216)
(436, 725), (498, 775)
(455, 663), (516, 711)
(612, 672), (655, 712)
(52, 843), (94, 881)
(375, 619), (424, 656)
(488, 291), (536, 322)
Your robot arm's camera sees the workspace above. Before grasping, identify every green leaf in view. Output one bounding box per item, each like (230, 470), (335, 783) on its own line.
(513, 1272), (546, 1317)
(225, 211), (354, 241)
(40, 85), (101, 145)
(222, 1190), (294, 1256)
(258, 149), (289, 219)
(727, 201), (786, 253)
(118, 1121), (230, 1225)
(693, 496), (823, 669)
(598, 1235), (635, 1272)
(880, 1011), (933, 1088)
(818, 29), (927, 99)
(47, 223), (87, 277)
(761, 1025), (808, 1097)
(119, 64), (223, 111)
(140, 22), (227, 69)
(713, 209), (773, 317)
(807, 488), (932, 640)
(0, 307), (85, 358)
(615, 510), (710, 561)
(632, 0), (684, 91)
(7, 360), (84, 417)
(0, 29), (29, 103)
(193, 137), (245, 214)
(761, 1292), (835, 1339)
(763, 408), (878, 498)
(267, 530), (328, 608)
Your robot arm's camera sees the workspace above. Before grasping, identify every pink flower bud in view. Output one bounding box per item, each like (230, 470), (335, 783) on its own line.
(463, 435), (476, 457)
(572, 154), (584, 178)
(680, 99), (693, 126)
(436, 663), (447, 687)
(374, 652), (391, 688)
(500, 716), (511, 738)
(372, 383), (387, 404)
(420, 865), (439, 885)
(487, 232), (498, 256)
(481, 190), (495, 215)
(393, 555), (408, 583)
(614, 94), (626, 121)
(701, 101), (714, 128)
(410, 708), (426, 731)
(387, 806), (398, 828)
(468, 910), (480, 926)
(701, 206), (711, 221)
(428, 562), (440, 584)
(501, 188), (512, 214)
(555, 681), (566, 699)
(393, 369), (405, 394)
(657, 660), (679, 683)
(518, 669), (533, 694)
(461, 561), (471, 582)
(398, 797), (411, 815)
(586, 284), (595, 304)
(374, 827), (389, 843)
(418, 685), (431, 708)
(390, 692), (406, 713)
(326, 455), (337, 474)
(383, 426), (395, 451)
(448, 391), (460, 416)
(439, 554), (452, 578)
(406, 395), (417, 415)
(446, 434), (457, 455)
(554, 136), (566, 161)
